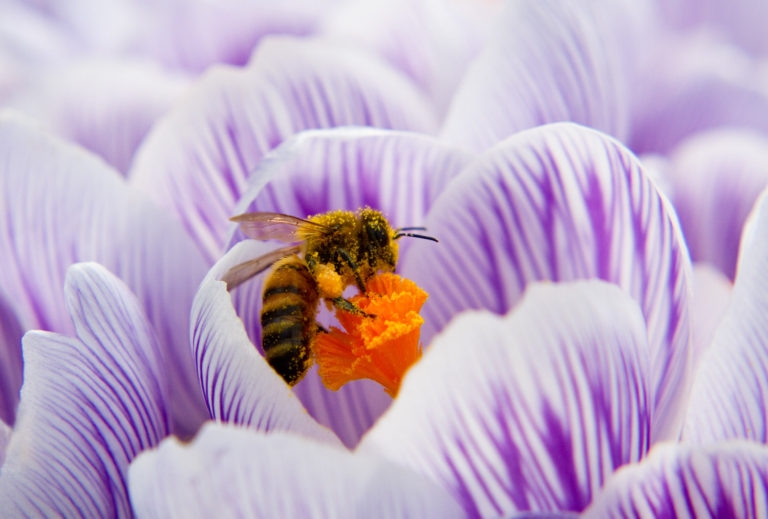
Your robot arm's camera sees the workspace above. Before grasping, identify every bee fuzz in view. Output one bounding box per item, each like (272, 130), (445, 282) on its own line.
(314, 273), (427, 398)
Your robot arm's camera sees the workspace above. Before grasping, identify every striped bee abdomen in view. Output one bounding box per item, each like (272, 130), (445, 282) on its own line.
(260, 256), (320, 385)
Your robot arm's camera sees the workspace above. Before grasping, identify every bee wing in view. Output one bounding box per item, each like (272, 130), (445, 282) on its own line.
(231, 212), (327, 242)
(221, 244), (302, 290)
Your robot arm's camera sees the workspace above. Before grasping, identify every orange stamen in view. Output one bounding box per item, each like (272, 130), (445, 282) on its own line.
(314, 273), (428, 397)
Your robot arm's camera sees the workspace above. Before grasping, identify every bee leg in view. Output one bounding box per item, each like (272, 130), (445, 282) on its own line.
(336, 249), (366, 293)
(316, 322), (329, 334)
(330, 297), (376, 318)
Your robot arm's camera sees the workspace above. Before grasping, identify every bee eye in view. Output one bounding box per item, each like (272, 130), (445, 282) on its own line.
(365, 221), (388, 247)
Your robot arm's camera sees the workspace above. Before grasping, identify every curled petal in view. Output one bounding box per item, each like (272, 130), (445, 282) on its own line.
(360, 281), (652, 516)
(129, 423), (464, 518)
(0, 263), (168, 517)
(402, 122), (692, 441)
(130, 37), (437, 263)
(191, 242), (340, 445)
(684, 189), (768, 444)
(0, 112), (208, 435)
(584, 441), (768, 518)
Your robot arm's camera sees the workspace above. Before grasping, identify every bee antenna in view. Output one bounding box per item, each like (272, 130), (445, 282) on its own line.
(395, 226), (428, 232)
(394, 232), (439, 243)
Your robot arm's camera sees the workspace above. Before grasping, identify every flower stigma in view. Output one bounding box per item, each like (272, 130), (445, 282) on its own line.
(314, 273), (428, 397)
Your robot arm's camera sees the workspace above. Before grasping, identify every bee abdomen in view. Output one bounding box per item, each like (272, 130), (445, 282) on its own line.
(261, 257), (319, 385)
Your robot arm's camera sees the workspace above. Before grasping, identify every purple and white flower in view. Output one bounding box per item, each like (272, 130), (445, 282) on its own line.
(2, 0), (768, 517)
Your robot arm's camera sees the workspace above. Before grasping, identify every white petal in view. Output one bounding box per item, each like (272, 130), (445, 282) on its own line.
(129, 423), (464, 519)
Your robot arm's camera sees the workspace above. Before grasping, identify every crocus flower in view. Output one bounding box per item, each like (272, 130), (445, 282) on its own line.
(113, 121), (690, 516)
(130, 138), (768, 516)
(2, 0), (768, 516)
(128, 172), (768, 515)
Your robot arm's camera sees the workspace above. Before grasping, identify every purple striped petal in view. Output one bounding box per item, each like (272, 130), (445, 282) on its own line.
(401, 122), (692, 442)
(629, 36), (768, 155)
(683, 189), (768, 444)
(0, 112), (208, 435)
(360, 281), (652, 517)
(320, 0), (500, 114)
(584, 441), (768, 518)
(6, 58), (188, 174)
(0, 263), (168, 517)
(224, 127), (472, 446)
(129, 423), (464, 518)
(0, 293), (23, 425)
(666, 129), (768, 280)
(129, 37), (437, 263)
(440, 0), (648, 151)
(192, 242), (341, 445)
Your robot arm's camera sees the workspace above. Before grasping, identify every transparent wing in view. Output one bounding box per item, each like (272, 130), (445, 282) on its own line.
(220, 244), (302, 290)
(231, 212), (327, 242)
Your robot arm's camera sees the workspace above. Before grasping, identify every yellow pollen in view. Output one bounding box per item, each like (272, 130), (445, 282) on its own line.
(314, 263), (344, 299)
(314, 273), (428, 397)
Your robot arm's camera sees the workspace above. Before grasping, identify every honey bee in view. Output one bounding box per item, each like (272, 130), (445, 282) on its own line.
(222, 208), (437, 385)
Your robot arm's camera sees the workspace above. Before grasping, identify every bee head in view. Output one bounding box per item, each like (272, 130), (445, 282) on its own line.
(360, 208), (398, 271)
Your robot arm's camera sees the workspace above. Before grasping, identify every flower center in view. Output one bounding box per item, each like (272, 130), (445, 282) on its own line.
(314, 273), (428, 397)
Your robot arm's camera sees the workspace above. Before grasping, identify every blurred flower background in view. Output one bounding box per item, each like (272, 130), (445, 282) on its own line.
(2, 0), (768, 517)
